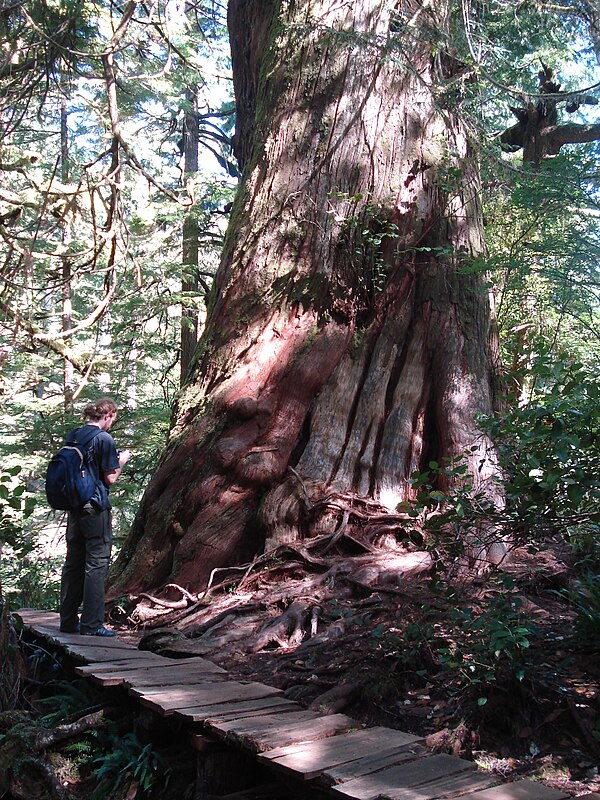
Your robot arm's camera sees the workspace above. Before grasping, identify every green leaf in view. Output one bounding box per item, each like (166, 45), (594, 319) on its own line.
(567, 483), (585, 504)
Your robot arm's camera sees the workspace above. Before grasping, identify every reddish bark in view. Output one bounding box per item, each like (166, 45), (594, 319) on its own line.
(109, 0), (503, 597)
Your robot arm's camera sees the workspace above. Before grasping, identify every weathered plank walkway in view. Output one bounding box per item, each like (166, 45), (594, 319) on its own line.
(16, 609), (576, 800)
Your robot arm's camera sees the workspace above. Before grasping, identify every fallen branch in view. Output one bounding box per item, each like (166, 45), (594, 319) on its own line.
(33, 709), (105, 750)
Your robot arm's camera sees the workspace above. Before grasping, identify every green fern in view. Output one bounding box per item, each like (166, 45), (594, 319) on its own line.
(37, 680), (102, 726)
(91, 731), (168, 797)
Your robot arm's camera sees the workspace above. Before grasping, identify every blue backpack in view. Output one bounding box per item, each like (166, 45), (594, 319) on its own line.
(45, 427), (102, 511)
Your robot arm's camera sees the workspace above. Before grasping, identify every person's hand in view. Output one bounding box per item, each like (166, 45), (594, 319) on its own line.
(119, 450), (132, 466)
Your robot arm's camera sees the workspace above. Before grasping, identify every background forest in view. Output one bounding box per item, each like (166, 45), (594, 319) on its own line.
(0, 0), (236, 606)
(4, 0), (599, 606)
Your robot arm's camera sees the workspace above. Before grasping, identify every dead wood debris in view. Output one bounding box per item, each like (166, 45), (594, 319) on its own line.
(0, 709), (105, 800)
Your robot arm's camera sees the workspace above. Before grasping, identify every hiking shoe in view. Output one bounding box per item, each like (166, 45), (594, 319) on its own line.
(81, 626), (117, 637)
(60, 623), (80, 633)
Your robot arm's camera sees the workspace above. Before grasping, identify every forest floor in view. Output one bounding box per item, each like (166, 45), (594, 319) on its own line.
(126, 536), (600, 799)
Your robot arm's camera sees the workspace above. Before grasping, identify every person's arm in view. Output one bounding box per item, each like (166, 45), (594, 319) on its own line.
(104, 449), (132, 486)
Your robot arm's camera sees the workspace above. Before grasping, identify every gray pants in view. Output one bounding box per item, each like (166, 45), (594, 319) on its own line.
(60, 505), (112, 633)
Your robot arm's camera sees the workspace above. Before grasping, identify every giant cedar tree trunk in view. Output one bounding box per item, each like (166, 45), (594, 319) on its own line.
(109, 0), (503, 596)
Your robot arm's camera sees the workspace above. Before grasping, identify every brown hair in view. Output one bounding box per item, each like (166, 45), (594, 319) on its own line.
(83, 397), (117, 422)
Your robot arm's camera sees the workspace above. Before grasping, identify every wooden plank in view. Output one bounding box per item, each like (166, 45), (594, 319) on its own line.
(80, 664), (171, 686)
(75, 656), (224, 676)
(121, 671), (229, 690)
(258, 727), (422, 780)
(75, 656), (171, 675)
(24, 626), (145, 663)
(331, 753), (474, 800)
(90, 667), (226, 687)
(86, 659), (227, 687)
(24, 624), (127, 644)
(202, 701), (302, 723)
(15, 609), (61, 624)
(123, 657), (227, 675)
(136, 681), (283, 716)
(213, 709), (321, 734)
(15, 608), (59, 617)
(175, 695), (304, 724)
(323, 745), (428, 786)
(211, 713), (356, 753)
(61, 645), (153, 662)
(83, 656), (225, 680)
(59, 638), (139, 651)
(155, 656), (226, 673)
(261, 726), (420, 761)
(16, 615), (143, 661)
(464, 780), (570, 800)
(382, 770), (497, 800)
(61, 647), (149, 663)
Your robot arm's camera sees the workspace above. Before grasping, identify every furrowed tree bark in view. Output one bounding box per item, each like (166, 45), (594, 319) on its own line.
(109, 0), (504, 597)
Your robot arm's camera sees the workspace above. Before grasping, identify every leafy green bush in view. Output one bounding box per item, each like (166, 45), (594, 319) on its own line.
(2, 556), (61, 611)
(0, 465), (36, 555)
(398, 357), (600, 563)
(438, 593), (539, 692)
(487, 356), (600, 553)
(564, 572), (600, 640)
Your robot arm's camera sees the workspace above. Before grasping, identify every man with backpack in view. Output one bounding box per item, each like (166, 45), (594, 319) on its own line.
(57, 397), (131, 637)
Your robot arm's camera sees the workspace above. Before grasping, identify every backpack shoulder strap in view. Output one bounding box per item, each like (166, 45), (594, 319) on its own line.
(65, 426), (103, 450)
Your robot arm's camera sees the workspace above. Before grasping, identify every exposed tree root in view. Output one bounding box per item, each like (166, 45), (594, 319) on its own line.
(308, 681), (363, 714)
(425, 725), (476, 759)
(10, 755), (70, 800)
(250, 602), (308, 652)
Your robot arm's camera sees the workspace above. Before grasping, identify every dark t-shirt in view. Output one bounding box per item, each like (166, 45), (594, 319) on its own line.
(78, 425), (120, 510)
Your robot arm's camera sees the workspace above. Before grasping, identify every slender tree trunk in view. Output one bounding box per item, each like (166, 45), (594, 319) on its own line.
(60, 97), (74, 408)
(110, 0), (503, 597)
(180, 85), (200, 386)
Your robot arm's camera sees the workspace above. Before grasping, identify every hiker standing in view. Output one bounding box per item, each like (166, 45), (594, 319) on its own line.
(59, 397), (131, 637)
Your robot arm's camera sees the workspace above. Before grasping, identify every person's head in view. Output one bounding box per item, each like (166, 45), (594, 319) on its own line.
(83, 397), (118, 431)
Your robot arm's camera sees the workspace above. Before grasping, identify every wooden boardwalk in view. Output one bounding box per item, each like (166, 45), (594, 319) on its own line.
(16, 609), (576, 800)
